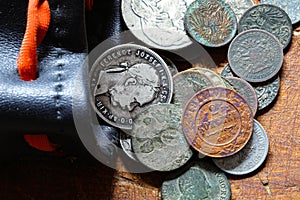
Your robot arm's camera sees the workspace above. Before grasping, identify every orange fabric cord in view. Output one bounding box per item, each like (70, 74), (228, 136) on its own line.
(17, 0), (50, 81)
(24, 135), (58, 152)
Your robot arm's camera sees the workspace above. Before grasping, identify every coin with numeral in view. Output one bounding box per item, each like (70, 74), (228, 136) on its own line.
(89, 44), (173, 130)
(213, 120), (269, 175)
(184, 0), (237, 47)
(228, 29), (283, 83)
(182, 87), (254, 158)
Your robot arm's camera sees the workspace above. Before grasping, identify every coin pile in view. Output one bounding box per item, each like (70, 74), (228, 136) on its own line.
(89, 0), (297, 199)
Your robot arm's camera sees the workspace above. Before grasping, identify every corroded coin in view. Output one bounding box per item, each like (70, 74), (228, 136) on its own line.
(89, 44), (173, 130)
(228, 29), (283, 83)
(121, 0), (194, 50)
(184, 0), (237, 47)
(190, 67), (226, 87)
(162, 161), (231, 200)
(220, 64), (235, 78)
(226, 77), (258, 116)
(261, 0), (300, 24)
(223, 0), (254, 21)
(172, 70), (214, 108)
(213, 120), (269, 175)
(252, 76), (280, 111)
(182, 87), (253, 158)
(239, 4), (293, 48)
(131, 104), (193, 171)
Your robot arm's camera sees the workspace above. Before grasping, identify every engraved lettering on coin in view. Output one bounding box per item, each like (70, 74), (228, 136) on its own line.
(89, 44), (173, 129)
(182, 87), (253, 157)
(261, 0), (300, 24)
(228, 29), (283, 83)
(130, 104), (193, 171)
(252, 76), (280, 111)
(239, 4), (293, 48)
(226, 77), (258, 116)
(122, 0), (194, 50)
(184, 0), (237, 47)
(213, 120), (269, 175)
(223, 0), (254, 21)
(172, 70), (214, 108)
(162, 161), (231, 200)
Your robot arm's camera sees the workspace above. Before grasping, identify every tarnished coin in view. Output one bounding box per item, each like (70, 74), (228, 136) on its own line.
(162, 161), (231, 200)
(184, 0), (237, 47)
(226, 77), (258, 116)
(121, 0), (194, 50)
(213, 120), (269, 175)
(120, 133), (138, 161)
(253, 76), (280, 111)
(261, 0), (300, 24)
(182, 87), (254, 158)
(172, 70), (214, 108)
(228, 29), (283, 83)
(190, 67), (226, 87)
(223, 0), (254, 21)
(220, 64), (235, 78)
(131, 104), (193, 171)
(239, 4), (293, 48)
(89, 44), (173, 130)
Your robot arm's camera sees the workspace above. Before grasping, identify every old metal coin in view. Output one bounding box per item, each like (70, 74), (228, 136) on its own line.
(190, 67), (226, 87)
(130, 104), (193, 171)
(182, 87), (254, 158)
(120, 133), (139, 161)
(162, 161), (231, 200)
(161, 55), (179, 76)
(260, 0), (300, 24)
(121, 0), (194, 50)
(213, 120), (269, 175)
(220, 64), (235, 78)
(184, 0), (237, 47)
(228, 29), (283, 83)
(226, 77), (258, 116)
(252, 76), (280, 111)
(89, 44), (173, 130)
(223, 0), (254, 21)
(172, 70), (214, 108)
(238, 4), (293, 48)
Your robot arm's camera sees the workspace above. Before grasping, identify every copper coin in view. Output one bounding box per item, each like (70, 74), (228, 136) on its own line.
(182, 87), (254, 158)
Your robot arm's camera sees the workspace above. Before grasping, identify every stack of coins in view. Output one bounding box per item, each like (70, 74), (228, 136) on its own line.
(88, 0), (297, 199)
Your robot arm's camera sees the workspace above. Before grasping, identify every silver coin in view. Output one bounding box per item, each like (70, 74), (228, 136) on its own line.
(261, 0), (300, 24)
(189, 67), (226, 87)
(130, 104), (193, 171)
(89, 44), (173, 130)
(223, 0), (254, 21)
(119, 133), (139, 161)
(121, 0), (194, 50)
(228, 29), (283, 83)
(162, 161), (231, 200)
(213, 119), (269, 175)
(226, 77), (258, 116)
(238, 4), (293, 49)
(172, 70), (214, 108)
(220, 64), (235, 78)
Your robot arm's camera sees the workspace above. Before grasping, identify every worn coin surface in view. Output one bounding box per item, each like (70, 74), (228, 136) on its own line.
(121, 0), (194, 50)
(162, 161), (231, 200)
(228, 29), (283, 83)
(190, 67), (226, 87)
(226, 77), (258, 116)
(213, 120), (269, 175)
(253, 76), (280, 111)
(182, 87), (253, 158)
(260, 0), (300, 24)
(239, 4), (293, 49)
(89, 44), (173, 130)
(120, 133), (139, 161)
(130, 104), (193, 171)
(223, 0), (254, 22)
(184, 0), (237, 47)
(172, 70), (214, 108)
(220, 64), (235, 78)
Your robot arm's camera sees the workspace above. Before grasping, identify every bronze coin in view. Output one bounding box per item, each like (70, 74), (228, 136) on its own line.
(182, 87), (254, 158)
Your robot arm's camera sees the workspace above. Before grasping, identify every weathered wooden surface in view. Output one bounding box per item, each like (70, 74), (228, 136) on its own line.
(0, 2), (299, 200)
